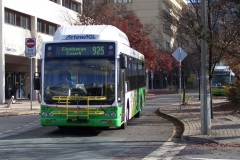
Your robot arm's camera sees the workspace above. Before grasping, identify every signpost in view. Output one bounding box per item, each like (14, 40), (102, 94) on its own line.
(172, 47), (187, 111)
(25, 38), (36, 57)
(25, 38), (36, 110)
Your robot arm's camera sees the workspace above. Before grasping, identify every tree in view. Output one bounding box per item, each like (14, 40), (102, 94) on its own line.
(161, 0), (240, 108)
(158, 0), (201, 101)
(78, 0), (157, 69)
(224, 42), (240, 103)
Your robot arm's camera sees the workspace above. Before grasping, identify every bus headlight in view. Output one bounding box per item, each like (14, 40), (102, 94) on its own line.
(42, 112), (48, 117)
(105, 113), (110, 117)
(111, 112), (116, 118)
(49, 112), (54, 117)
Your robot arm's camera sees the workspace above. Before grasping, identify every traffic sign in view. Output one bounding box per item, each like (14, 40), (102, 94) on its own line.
(172, 47), (187, 111)
(172, 47), (187, 62)
(26, 38), (35, 48)
(25, 38), (36, 57)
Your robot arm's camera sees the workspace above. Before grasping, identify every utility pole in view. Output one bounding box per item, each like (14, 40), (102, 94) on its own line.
(200, 0), (211, 135)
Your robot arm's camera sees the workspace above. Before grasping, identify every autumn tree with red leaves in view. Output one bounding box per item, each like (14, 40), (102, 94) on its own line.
(78, 0), (174, 72)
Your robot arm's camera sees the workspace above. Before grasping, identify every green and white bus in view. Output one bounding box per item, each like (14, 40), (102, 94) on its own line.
(36, 25), (146, 129)
(212, 66), (234, 96)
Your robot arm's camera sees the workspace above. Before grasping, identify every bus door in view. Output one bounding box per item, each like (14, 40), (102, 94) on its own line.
(120, 54), (128, 124)
(121, 70), (126, 122)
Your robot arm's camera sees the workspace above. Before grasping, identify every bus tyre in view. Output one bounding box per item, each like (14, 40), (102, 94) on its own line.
(135, 108), (141, 118)
(120, 108), (129, 129)
(120, 121), (127, 129)
(135, 99), (142, 118)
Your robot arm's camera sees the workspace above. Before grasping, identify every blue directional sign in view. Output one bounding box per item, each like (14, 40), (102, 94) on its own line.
(172, 47), (187, 62)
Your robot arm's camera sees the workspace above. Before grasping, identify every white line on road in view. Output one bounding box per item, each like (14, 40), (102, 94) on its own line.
(0, 120), (40, 136)
(142, 138), (186, 160)
(188, 158), (237, 160)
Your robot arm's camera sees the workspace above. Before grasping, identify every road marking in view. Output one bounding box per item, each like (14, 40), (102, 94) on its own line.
(188, 158), (236, 160)
(3, 130), (13, 134)
(142, 138), (186, 160)
(0, 120), (40, 137)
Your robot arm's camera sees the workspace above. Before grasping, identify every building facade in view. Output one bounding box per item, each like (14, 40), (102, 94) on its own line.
(82, 0), (188, 89)
(124, 0), (187, 89)
(85, 0), (187, 89)
(0, 0), (81, 104)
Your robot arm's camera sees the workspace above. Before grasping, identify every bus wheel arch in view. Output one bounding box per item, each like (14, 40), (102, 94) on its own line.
(120, 100), (129, 129)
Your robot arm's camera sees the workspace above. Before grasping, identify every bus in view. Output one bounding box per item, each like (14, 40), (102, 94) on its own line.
(212, 66), (234, 96)
(35, 25), (146, 129)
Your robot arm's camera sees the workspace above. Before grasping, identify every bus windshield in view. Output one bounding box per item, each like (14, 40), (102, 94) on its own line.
(212, 71), (231, 86)
(43, 58), (115, 105)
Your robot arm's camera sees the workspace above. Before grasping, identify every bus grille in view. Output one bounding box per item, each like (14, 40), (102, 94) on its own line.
(51, 96), (106, 122)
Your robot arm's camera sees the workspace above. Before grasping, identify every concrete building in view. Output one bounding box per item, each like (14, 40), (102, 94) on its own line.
(86, 0), (188, 89)
(0, 0), (81, 104)
(123, 0), (188, 89)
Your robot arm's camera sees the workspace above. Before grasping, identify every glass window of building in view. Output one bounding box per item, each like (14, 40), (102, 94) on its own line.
(114, 0), (132, 3)
(166, 41), (171, 51)
(62, 0), (81, 12)
(5, 8), (31, 29)
(37, 19), (57, 36)
(50, 0), (58, 3)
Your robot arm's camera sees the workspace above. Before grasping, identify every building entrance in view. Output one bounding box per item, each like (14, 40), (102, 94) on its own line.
(5, 72), (26, 99)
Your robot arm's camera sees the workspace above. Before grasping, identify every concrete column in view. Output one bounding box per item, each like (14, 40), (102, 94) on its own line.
(30, 16), (37, 100)
(0, 1), (5, 104)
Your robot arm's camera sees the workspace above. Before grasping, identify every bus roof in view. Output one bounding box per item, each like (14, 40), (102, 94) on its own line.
(214, 66), (235, 76)
(214, 66), (230, 71)
(47, 25), (144, 61)
(53, 25), (130, 46)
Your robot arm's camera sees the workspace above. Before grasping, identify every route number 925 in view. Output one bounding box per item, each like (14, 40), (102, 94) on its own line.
(93, 46), (104, 55)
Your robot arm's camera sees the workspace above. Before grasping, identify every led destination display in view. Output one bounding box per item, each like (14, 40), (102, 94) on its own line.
(45, 42), (115, 57)
(58, 46), (103, 56)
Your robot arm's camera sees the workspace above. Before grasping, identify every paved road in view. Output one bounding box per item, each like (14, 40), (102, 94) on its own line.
(4, 92), (237, 159)
(0, 115), (40, 139)
(0, 95), (177, 160)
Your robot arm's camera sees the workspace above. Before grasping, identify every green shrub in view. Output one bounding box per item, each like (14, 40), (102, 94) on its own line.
(225, 86), (240, 104)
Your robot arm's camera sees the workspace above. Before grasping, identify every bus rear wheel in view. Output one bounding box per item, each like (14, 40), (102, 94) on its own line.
(135, 108), (141, 118)
(135, 99), (142, 118)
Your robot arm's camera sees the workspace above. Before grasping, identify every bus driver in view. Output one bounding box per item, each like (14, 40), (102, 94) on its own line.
(57, 71), (75, 88)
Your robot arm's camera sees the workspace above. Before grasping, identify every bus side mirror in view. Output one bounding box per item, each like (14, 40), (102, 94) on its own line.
(34, 72), (41, 90)
(120, 54), (127, 69)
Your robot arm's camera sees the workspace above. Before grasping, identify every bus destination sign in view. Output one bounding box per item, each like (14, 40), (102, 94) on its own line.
(56, 46), (105, 56)
(45, 42), (115, 57)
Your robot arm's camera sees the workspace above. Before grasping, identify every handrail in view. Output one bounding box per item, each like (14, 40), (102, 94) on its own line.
(52, 95), (107, 101)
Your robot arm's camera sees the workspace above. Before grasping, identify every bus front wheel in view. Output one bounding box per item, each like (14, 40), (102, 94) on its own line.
(120, 108), (129, 129)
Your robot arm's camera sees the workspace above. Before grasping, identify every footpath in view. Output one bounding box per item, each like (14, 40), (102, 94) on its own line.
(1, 93), (240, 145)
(0, 99), (40, 116)
(147, 90), (240, 145)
